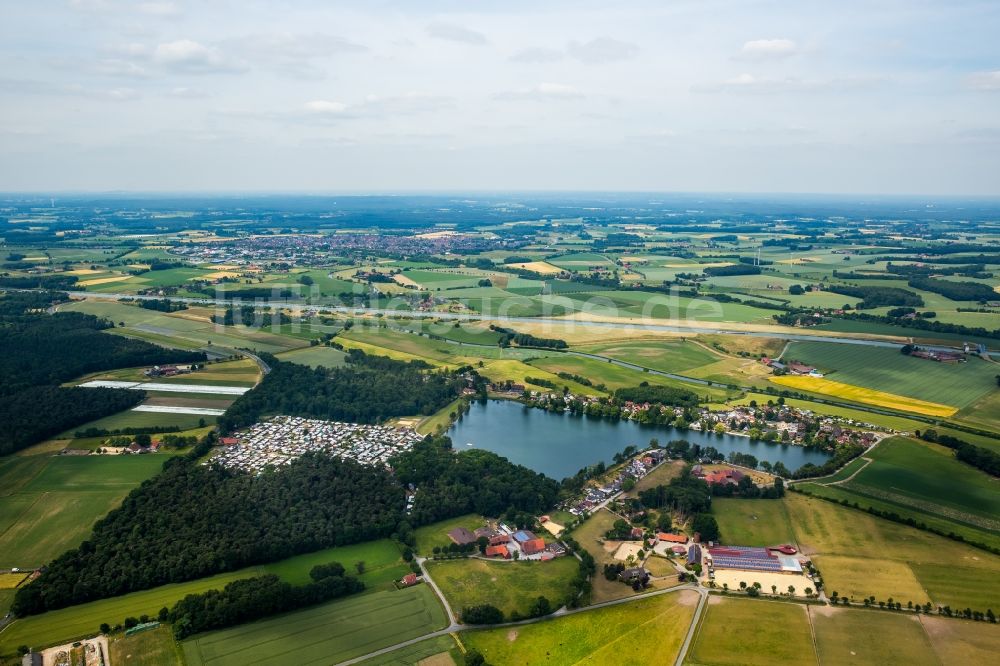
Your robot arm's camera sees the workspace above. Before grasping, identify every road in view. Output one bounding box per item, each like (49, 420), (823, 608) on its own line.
(38, 289), (998, 354)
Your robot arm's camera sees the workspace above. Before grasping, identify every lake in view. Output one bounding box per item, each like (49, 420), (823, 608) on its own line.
(447, 399), (832, 480)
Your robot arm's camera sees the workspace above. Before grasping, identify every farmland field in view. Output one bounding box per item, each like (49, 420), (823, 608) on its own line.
(783, 342), (997, 409)
(575, 339), (719, 374)
(809, 606), (937, 666)
(923, 615), (1000, 665)
(688, 597), (816, 666)
(784, 493), (1000, 609)
(0, 455), (168, 569)
(427, 556), (579, 618)
(769, 375), (957, 417)
(181, 585), (446, 666)
(712, 499), (796, 547)
(356, 635), (458, 666)
(273, 345), (348, 368)
(0, 539), (406, 654)
(464, 588), (698, 664)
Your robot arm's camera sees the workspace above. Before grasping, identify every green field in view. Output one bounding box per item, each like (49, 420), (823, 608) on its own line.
(688, 597), (817, 666)
(182, 585), (446, 666)
(0, 539), (406, 655)
(784, 341), (998, 409)
(59, 409), (215, 437)
(273, 345), (349, 368)
(799, 437), (1000, 550)
(356, 634), (458, 666)
(784, 492), (1000, 609)
(810, 606), (938, 666)
(428, 557), (579, 619)
(0, 455), (167, 570)
(108, 625), (182, 666)
(464, 588), (698, 664)
(575, 339), (719, 374)
(712, 498), (796, 547)
(411, 514), (486, 555)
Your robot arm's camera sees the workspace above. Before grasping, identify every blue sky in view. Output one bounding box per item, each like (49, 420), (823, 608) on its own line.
(1, 0), (999, 194)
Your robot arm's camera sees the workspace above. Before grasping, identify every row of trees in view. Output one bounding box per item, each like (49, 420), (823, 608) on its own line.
(907, 276), (997, 302)
(169, 564), (364, 639)
(489, 325), (568, 349)
(919, 430), (1000, 477)
(825, 284), (924, 308)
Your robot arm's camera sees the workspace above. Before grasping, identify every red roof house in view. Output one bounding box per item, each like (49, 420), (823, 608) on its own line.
(485, 544), (510, 559)
(521, 538), (546, 555)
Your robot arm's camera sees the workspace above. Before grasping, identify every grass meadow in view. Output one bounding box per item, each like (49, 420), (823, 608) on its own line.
(711, 498), (797, 547)
(688, 597), (816, 666)
(463, 588), (698, 665)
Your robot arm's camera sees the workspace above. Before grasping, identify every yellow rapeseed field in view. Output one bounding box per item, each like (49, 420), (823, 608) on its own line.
(769, 375), (957, 417)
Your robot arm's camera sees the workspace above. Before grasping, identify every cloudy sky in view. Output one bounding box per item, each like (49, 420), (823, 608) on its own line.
(2, 0), (999, 194)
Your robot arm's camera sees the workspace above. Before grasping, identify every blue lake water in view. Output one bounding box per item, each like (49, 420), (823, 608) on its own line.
(447, 399), (832, 480)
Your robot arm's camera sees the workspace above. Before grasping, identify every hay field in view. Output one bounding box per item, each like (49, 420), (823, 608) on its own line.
(769, 375), (957, 417)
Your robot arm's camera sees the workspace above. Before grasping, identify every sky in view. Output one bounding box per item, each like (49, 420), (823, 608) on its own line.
(1, 0), (999, 194)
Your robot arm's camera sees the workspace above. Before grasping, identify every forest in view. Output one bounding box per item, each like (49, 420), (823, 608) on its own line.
(170, 566), (364, 639)
(613, 385), (700, 407)
(0, 290), (205, 455)
(825, 284), (924, 308)
(392, 436), (561, 524)
(637, 470), (712, 517)
(218, 350), (465, 432)
(12, 451), (404, 615)
(906, 276), (997, 302)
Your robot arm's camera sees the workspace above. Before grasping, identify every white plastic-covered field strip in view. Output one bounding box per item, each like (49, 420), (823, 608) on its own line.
(131, 405), (227, 416)
(79, 380), (249, 395)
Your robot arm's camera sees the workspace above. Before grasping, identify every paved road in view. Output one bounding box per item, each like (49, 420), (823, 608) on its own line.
(34, 289), (998, 354)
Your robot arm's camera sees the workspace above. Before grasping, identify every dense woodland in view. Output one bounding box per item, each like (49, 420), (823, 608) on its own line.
(826, 284), (924, 308)
(392, 436), (561, 524)
(0, 290), (204, 455)
(906, 276), (997, 302)
(169, 566), (364, 639)
(219, 350), (466, 432)
(12, 451), (404, 615)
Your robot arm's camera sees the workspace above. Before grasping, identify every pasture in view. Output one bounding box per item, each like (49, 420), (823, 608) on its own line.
(464, 588), (698, 664)
(181, 585), (446, 666)
(0, 539), (406, 654)
(688, 597), (816, 666)
(809, 606), (937, 666)
(108, 625), (181, 666)
(412, 514), (486, 555)
(784, 341), (997, 409)
(922, 616), (1000, 665)
(0, 455), (167, 570)
(711, 498), (796, 547)
(273, 345), (348, 368)
(575, 339), (719, 374)
(427, 556), (579, 618)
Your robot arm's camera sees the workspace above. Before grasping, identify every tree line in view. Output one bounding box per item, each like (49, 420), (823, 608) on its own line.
(169, 564), (364, 639)
(12, 450), (403, 615)
(218, 351), (466, 432)
(825, 284), (924, 308)
(906, 276), (996, 302)
(918, 430), (1000, 477)
(489, 325), (568, 349)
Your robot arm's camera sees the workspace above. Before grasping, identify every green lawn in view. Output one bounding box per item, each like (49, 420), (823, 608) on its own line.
(464, 588), (698, 664)
(0, 539), (405, 655)
(810, 606), (937, 666)
(689, 597), (817, 666)
(182, 585), (446, 666)
(411, 514), (485, 555)
(428, 557), (579, 619)
(108, 625), (182, 666)
(711, 498), (796, 547)
(784, 341), (998, 409)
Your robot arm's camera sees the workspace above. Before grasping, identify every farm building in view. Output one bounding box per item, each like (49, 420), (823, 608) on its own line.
(707, 545), (803, 573)
(657, 532), (688, 544)
(618, 567), (648, 583)
(474, 526), (510, 546)
(512, 529), (546, 555)
(687, 544), (702, 566)
(485, 544), (511, 559)
(447, 527), (477, 545)
(399, 573), (420, 587)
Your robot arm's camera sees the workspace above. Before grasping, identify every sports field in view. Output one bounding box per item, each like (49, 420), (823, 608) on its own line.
(182, 585), (446, 666)
(427, 556), (578, 618)
(688, 597), (816, 666)
(769, 375), (957, 417)
(784, 341), (997, 409)
(464, 588), (698, 664)
(712, 498), (796, 547)
(0, 455), (167, 569)
(0, 539), (406, 654)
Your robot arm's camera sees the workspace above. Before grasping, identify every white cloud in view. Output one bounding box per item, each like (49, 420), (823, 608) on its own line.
(694, 73), (884, 94)
(739, 38), (798, 59)
(238, 32), (366, 59)
(967, 70), (1000, 91)
(153, 39), (244, 73)
(304, 100), (349, 114)
(138, 2), (180, 17)
(495, 82), (584, 101)
(425, 22), (487, 45)
(567, 37), (638, 64)
(95, 58), (149, 78)
(509, 48), (564, 63)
